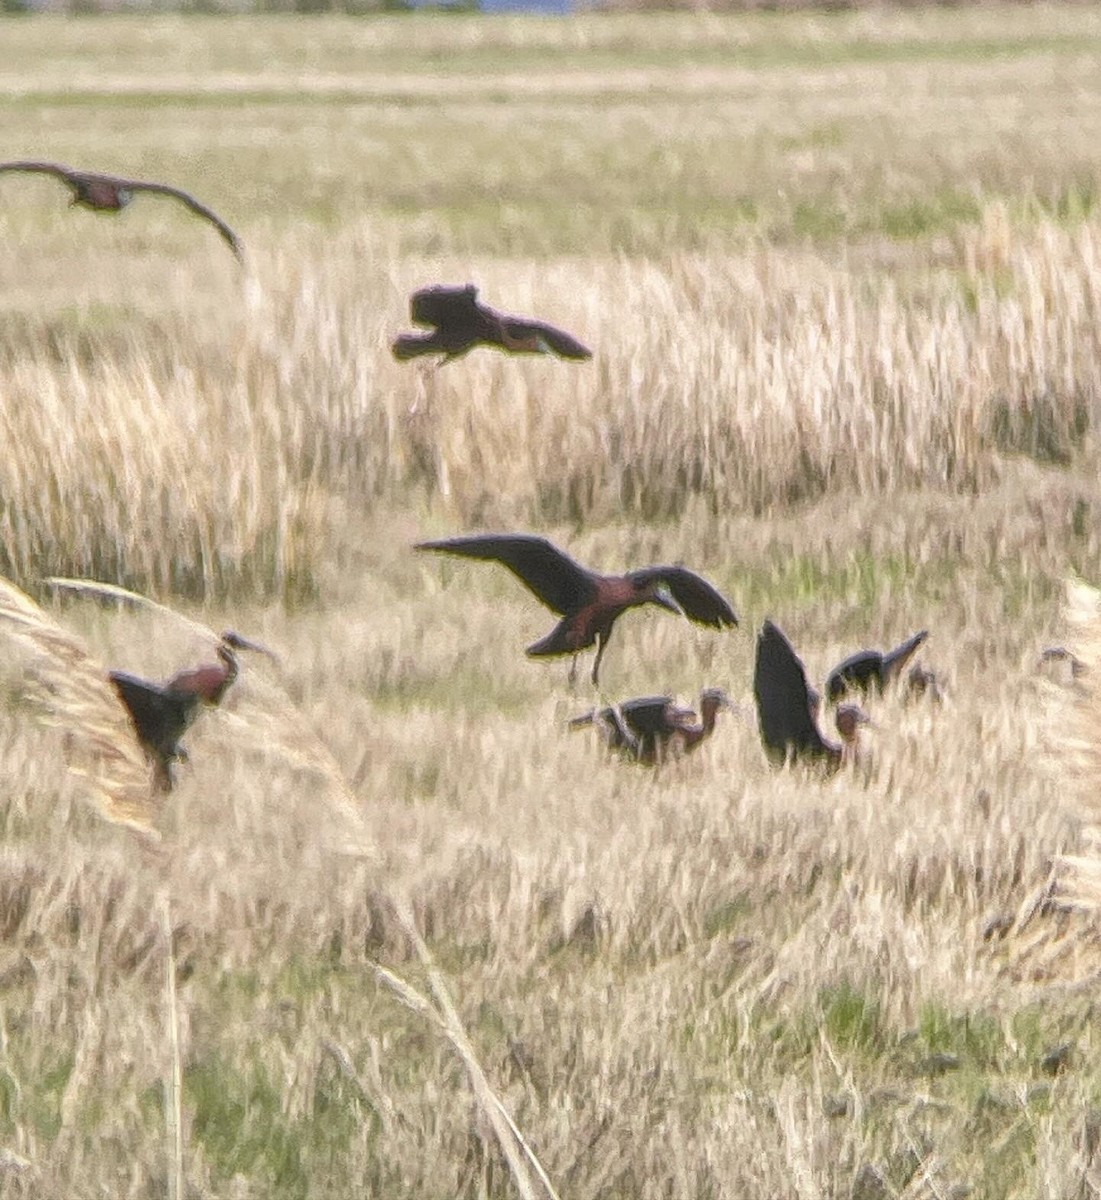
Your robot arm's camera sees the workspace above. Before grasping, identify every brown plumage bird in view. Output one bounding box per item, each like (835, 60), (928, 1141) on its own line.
(0, 161), (244, 261)
(392, 284), (592, 362)
(110, 631), (272, 791)
(905, 663), (945, 704)
(1039, 645), (1088, 679)
(824, 630), (929, 703)
(754, 620), (868, 771)
(163, 630), (267, 704)
(416, 533), (738, 685)
(570, 687), (733, 765)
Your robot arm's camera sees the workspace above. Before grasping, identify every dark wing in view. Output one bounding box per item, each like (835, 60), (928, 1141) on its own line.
(392, 331), (454, 361)
(109, 672), (201, 757)
(115, 179), (244, 261)
(881, 630), (929, 682)
(587, 697), (677, 758)
(617, 696), (679, 737)
(826, 631), (928, 701)
(395, 285), (488, 360)
(570, 704), (637, 753)
(0, 160), (80, 185)
(415, 534), (597, 615)
(410, 284), (481, 329)
(825, 650), (883, 702)
(628, 566), (739, 629)
(499, 316), (593, 360)
(753, 621), (835, 766)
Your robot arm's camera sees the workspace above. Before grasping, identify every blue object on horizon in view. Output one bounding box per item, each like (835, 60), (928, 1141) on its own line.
(480, 0), (574, 10)
(407, 0), (575, 11)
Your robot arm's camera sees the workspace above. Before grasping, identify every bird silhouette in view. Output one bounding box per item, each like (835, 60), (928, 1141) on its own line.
(163, 630), (270, 704)
(392, 284), (591, 362)
(416, 533), (738, 685)
(904, 663), (945, 704)
(110, 630), (272, 791)
(108, 673), (201, 793)
(570, 687), (733, 764)
(0, 161), (244, 261)
(754, 620), (868, 770)
(1039, 645), (1088, 679)
(825, 630), (929, 703)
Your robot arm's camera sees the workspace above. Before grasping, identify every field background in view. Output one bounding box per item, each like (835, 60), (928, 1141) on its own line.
(1, 7), (1101, 1198)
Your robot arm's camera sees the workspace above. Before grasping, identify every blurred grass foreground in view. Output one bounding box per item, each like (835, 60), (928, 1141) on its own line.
(3, 7), (1101, 1200)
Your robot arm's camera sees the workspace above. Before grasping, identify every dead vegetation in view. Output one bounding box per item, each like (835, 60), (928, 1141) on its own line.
(0, 8), (1100, 1199)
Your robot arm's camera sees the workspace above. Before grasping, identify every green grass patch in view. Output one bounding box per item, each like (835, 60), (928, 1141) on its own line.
(188, 1060), (309, 1196)
(876, 190), (983, 241)
(821, 981), (886, 1053)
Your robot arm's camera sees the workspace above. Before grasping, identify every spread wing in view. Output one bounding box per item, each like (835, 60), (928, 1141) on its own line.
(109, 672), (201, 757)
(416, 534), (597, 615)
(826, 630), (929, 701)
(115, 178), (244, 260)
(753, 621), (835, 766)
(0, 160), (80, 185)
(570, 696), (677, 756)
(825, 650), (883, 702)
(499, 315), (592, 360)
(627, 566), (739, 629)
(617, 696), (680, 737)
(394, 285), (490, 360)
(881, 630), (929, 680)
(0, 163), (242, 258)
(391, 331), (454, 360)
(409, 284), (481, 329)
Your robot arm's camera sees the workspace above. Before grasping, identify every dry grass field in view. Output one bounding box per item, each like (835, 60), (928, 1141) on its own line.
(2, 7), (1101, 1198)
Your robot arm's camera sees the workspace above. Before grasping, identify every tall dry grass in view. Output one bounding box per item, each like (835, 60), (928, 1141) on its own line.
(0, 553), (1089, 1197)
(0, 9), (1100, 1198)
(0, 208), (1099, 601)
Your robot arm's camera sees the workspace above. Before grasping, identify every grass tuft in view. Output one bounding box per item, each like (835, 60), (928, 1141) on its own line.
(0, 575), (155, 830)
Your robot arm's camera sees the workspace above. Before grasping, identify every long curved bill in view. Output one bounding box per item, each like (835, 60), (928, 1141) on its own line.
(221, 630), (279, 661)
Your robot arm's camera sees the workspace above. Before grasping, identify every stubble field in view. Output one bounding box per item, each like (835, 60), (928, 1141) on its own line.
(2, 8), (1101, 1198)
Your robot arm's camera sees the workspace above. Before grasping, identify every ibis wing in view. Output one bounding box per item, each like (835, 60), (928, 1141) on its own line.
(109, 672), (200, 756)
(881, 630), (929, 681)
(629, 566), (739, 629)
(617, 696), (679, 737)
(415, 534), (597, 615)
(500, 315), (592, 360)
(753, 621), (834, 765)
(569, 703), (645, 749)
(409, 283), (481, 330)
(392, 331), (453, 360)
(825, 650), (883, 702)
(120, 179), (244, 260)
(826, 630), (929, 701)
(593, 697), (675, 756)
(397, 285), (487, 359)
(0, 160), (79, 183)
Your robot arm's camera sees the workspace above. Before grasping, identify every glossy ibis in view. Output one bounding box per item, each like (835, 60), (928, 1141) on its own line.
(0, 161), (244, 261)
(392, 284), (591, 362)
(754, 619), (868, 770)
(416, 533), (738, 685)
(825, 630), (929, 703)
(905, 663), (945, 704)
(110, 630), (272, 791)
(163, 630), (271, 703)
(1039, 645), (1088, 679)
(570, 687), (733, 765)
